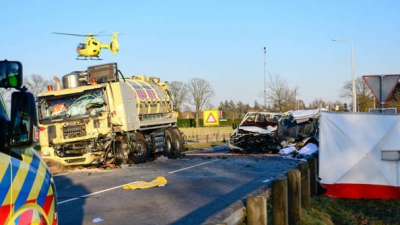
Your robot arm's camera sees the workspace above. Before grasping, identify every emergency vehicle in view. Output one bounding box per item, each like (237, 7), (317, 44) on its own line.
(0, 60), (58, 224)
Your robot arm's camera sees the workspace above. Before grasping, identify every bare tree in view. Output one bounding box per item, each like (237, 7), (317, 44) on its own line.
(0, 88), (13, 112)
(0, 74), (52, 114)
(23, 74), (53, 97)
(287, 86), (300, 110)
(186, 78), (215, 127)
(169, 81), (188, 115)
(308, 98), (326, 109)
(296, 99), (305, 110)
(266, 74), (299, 112)
(340, 77), (373, 112)
(253, 100), (262, 111)
(386, 85), (400, 110)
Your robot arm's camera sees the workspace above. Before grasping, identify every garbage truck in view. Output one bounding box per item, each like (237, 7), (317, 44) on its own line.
(38, 63), (184, 166)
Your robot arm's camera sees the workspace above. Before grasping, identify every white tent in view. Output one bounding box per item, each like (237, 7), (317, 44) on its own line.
(320, 112), (400, 199)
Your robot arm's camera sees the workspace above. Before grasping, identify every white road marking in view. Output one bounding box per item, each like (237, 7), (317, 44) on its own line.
(58, 182), (138, 205)
(168, 159), (220, 174)
(58, 159), (220, 205)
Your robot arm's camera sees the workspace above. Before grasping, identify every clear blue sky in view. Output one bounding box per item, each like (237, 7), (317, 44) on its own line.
(2, 0), (399, 108)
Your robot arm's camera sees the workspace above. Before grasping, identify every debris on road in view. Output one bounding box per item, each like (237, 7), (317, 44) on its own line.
(279, 141), (319, 160)
(155, 155), (169, 162)
(123, 176), (167, 190)
(92, 218), (104, 223)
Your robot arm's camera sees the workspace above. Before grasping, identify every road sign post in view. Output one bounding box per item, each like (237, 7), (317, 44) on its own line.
(363, 74), (400, 111)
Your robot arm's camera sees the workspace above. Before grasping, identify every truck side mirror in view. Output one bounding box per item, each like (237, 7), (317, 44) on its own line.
(0, 60), (23, 88)
(10, 91), (38, 148)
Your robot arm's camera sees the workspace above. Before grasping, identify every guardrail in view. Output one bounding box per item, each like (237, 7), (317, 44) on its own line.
(204, 157), (319, 225)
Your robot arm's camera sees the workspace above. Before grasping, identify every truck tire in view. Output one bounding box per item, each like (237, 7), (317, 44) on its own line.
(163, 129), (173, 158)
(171, 127), (182, 158)
(114, 141), (126, 165)
(130, 133), (150, 164)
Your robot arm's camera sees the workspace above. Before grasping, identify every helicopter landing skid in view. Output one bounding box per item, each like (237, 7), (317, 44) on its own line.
(76, 56), (102, 60)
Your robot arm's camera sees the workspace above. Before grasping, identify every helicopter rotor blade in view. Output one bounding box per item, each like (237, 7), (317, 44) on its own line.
(53, 32), (89, 37)
(53, 32), (117, 37)
(95, 31), (106, 35)
(92, 32), (117, 36)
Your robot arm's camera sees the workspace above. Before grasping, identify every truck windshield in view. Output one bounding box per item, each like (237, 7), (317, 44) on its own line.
(38, 88), (106, 122)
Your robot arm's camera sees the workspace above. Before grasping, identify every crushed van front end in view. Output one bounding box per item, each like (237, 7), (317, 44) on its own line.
(227, 112), (281, 154)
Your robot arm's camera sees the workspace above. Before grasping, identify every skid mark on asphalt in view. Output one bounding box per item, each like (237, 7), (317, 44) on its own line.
(58, 159), (220, 205)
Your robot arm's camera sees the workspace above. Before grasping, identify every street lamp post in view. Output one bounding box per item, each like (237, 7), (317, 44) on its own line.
(264, 47), (267, 109)
(332, 39), (357, 112)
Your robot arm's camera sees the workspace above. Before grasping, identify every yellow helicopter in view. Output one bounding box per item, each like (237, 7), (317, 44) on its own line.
(53, 32), (120, 60)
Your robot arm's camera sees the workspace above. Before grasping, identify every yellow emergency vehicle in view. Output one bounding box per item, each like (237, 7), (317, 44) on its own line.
(0, 60), (58, 225)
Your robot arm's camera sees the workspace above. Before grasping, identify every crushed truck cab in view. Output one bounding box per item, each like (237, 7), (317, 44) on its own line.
(38, 63), (184, 166)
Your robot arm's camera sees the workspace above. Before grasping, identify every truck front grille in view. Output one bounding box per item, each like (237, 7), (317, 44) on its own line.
(63, 125), (86, 139)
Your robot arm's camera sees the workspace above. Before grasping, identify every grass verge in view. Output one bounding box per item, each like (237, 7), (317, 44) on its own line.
(184, 141), (225, 151)
(300, 196), (400, 225)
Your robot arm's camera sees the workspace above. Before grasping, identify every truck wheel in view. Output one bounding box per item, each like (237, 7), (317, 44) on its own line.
(171, 127), (182, 158)
(163, 130), (173, 158)
(114, 141), (126, 165)
(129, 134), (150, 164)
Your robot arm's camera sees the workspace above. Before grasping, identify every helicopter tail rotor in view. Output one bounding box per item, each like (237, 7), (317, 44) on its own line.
(110, 32), (119, 55)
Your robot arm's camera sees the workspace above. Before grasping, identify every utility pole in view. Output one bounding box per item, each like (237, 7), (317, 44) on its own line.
(264, 47), (267, 109)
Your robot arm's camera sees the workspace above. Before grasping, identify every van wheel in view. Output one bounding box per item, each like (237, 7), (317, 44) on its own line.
(129, 133), (150, 164)
(171, 127), (182, 158)
(163, 129), (173, 158)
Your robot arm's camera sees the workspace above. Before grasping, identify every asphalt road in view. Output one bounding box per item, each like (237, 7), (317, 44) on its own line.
(54, 146), (300, 225)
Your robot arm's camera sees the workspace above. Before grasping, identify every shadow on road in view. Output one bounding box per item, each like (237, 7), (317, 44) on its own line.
(54, 175), (88, 225)
(170, 177), (262, 225)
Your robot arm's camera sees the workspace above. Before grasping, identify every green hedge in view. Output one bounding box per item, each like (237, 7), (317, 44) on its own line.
(177, 118), (242, 127)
